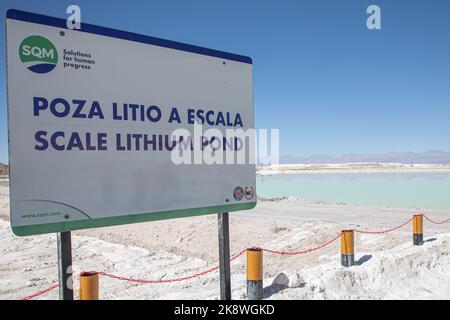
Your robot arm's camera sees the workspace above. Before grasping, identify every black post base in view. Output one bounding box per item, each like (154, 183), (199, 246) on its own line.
(413, 233), (424, 246)
(247, 280), (263, 300)
(341, 254), (354, 267)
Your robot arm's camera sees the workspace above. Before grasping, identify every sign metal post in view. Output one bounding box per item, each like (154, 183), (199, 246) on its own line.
(57, 231), (73, 300)
(218, 212), (231, 300)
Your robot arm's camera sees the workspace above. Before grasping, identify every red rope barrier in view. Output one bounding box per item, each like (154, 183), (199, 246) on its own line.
(20, 248), (248, 300)
(257, 233), (342, 255)
(20, 234), (341, 299)
(423, 215), (450, 225)
(21, 283), (59, 300)
(87, 247), (248, 284)
(20, 214), (449, 300)
(353, 217), (413, 234)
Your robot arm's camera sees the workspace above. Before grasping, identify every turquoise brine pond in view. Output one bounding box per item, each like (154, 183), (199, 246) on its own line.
(256, 172), (450, 211)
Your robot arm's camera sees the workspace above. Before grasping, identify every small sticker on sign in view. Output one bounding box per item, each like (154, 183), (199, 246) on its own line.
(233, 186), (244, 201)
(244, 186), (255, 200)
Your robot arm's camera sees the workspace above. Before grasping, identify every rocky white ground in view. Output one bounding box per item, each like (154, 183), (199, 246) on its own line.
(0, 181), (449, 300)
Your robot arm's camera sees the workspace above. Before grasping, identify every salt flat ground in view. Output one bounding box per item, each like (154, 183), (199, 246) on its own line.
(0, 184), (449, 300)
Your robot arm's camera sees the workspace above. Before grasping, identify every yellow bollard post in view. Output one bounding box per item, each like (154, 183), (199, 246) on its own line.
(413, 214), (424, 245)
(247, 248), (263, 300)
(79, 272), (99, 300)
(341, 230), (354, 267)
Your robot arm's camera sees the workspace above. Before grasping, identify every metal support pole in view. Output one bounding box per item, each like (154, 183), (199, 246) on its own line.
(79, 272), (99, 300)
(413, 214), (424, 245)
(341, 230), (355, 267)
(247, 248), (263, 300)
(218, 212), (231, 300)
(57, 231), (74, 300)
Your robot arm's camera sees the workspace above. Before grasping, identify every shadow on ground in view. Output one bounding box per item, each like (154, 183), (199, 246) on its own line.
(355, 254), (372, 266)
(263, 284), (286, 299)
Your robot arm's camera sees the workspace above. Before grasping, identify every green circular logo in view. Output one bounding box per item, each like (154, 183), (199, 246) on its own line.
(19, 35), (58, 73)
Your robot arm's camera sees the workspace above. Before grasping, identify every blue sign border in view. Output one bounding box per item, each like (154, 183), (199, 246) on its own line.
(6, 9), (252, 65)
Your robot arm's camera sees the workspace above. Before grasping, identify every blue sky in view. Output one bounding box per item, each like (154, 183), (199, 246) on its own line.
(1, 0), (449, 163)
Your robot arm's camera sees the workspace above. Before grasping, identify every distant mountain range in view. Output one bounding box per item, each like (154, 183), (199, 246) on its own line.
(2, 151), (450, 170)
(280, 150), (450, 165)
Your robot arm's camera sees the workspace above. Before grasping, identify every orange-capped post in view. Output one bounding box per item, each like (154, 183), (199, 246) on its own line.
(79, 272), (99, 300)
(341, 230), (354, 267)
(413, 214), (424, 245)
(247, 248), (263, 300)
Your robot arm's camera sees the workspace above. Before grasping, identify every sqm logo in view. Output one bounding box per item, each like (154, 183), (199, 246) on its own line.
(19, 35), (58, 74)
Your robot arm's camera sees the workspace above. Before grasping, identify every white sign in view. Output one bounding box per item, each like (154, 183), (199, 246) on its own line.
(6, 10), (256, 236)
